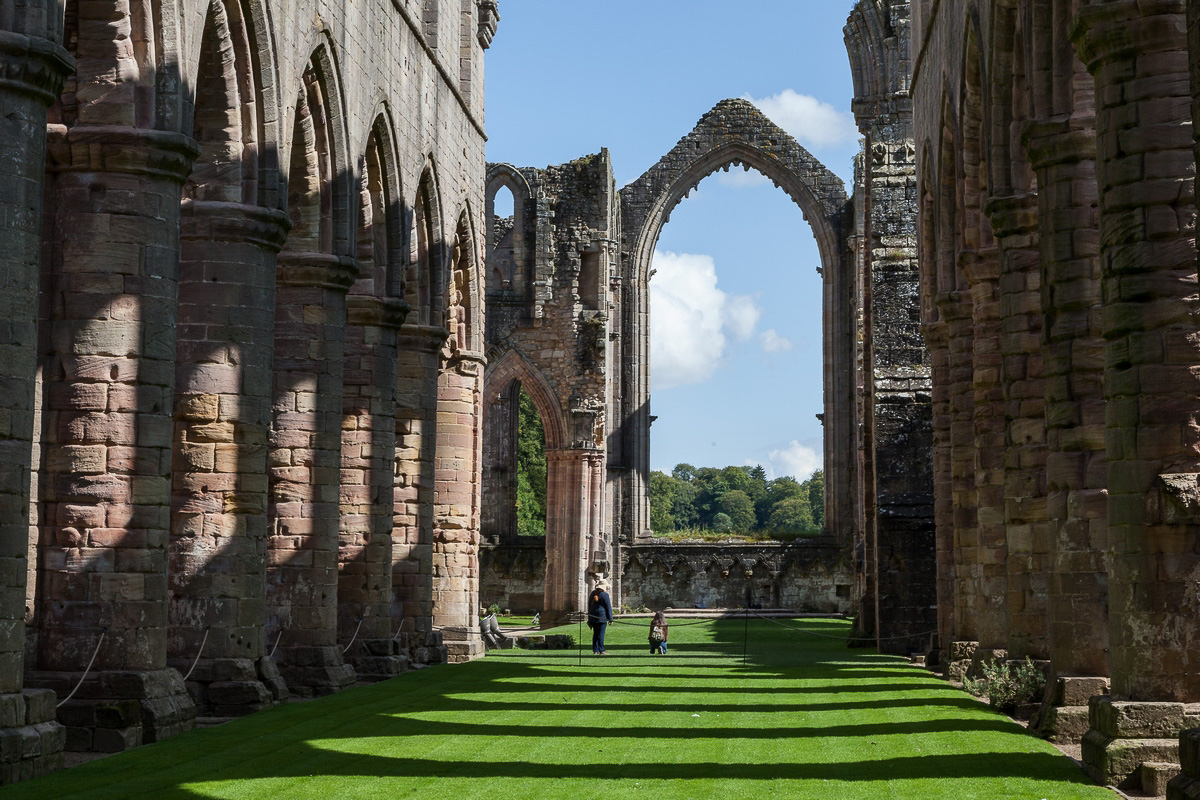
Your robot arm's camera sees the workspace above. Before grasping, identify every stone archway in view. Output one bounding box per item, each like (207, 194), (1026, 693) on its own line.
(482, 348), (601, 623)
(615, 98), (855, 554)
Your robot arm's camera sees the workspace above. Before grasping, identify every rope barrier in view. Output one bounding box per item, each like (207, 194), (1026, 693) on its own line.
(609, 616), (715, 628)
(750, 611), (938, 643)
(181, 626), (211, 682)
(56, 627), (106, 709)
(269, 630), (283, 659)
(342, 617), (365, 655)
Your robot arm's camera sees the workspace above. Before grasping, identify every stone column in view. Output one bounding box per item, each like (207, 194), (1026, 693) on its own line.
(0, 16), (72, 783)
(985, 192), (1050, 661)
(339, 295), (408, 679)
(923, 319), (955, 655)
(935, 289), (979, 676)
(1170, 13), (1200, 799)
(167, 201), (290, 715)
(35, 125), (199, 752)
(543, 449), (595, 622)
(961, 250), (1008, 660)
(1074, 0), (1199, 786)
(1024, 118), (1110, 743)
(391, 324), (445, 665)
(266, 252), (357, 696)
(432, 349), (484, 662)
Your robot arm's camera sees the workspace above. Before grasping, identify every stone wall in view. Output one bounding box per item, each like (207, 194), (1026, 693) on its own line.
(621, 542), (853, 616)
(908, 0), (1200, 791)
(479, 539), (854, 618)
(0, 0), (495, 779)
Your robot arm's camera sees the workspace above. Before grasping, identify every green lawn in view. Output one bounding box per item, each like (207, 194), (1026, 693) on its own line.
(7, 618), (1116, 799)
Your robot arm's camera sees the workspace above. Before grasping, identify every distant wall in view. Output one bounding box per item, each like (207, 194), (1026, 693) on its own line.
(620, 541), (853, 613)
(480, 538), (854, 615)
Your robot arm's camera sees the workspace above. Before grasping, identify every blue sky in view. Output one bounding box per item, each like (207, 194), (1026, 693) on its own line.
(485, 1), (862, 480)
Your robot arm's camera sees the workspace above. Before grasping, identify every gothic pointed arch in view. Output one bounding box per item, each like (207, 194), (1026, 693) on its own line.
(485, 163), (532, 295)
(410, 161), (446, 326)
(621, 98), (848, 285)
(484, 349), (567, 451)
(354, 112), (406, 299)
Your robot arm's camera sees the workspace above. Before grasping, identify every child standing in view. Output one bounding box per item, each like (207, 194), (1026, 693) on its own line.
(648, 610), (668, 654)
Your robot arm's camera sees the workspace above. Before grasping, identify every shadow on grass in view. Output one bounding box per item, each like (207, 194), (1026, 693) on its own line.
(1, 618), (1108, 800)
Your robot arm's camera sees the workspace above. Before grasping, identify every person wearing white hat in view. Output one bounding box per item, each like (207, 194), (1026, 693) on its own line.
(587, 580), (613, 654)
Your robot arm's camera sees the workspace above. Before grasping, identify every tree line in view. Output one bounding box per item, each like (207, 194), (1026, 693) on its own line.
(515, 385), (826, 538)
(649, 464), (824, 535)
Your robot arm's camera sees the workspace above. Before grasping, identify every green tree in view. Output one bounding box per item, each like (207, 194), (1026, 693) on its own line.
(515, 389), (546, 536)
(712, 512), (733, 533)
(756, 476), (803, 528)
(648, 470), (678, 532)
(717, 489), (757, 531)
(767, 495), (815, 532)
(672, 463), (698, 483)
(805, 469), (825, 530)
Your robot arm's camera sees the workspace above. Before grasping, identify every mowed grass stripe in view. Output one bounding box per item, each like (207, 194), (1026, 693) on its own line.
(3, 618), (1115, 799)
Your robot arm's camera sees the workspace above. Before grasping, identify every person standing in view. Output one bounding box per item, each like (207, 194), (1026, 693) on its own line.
(588, 580), (613, 654)
(648, 610), (668, 654)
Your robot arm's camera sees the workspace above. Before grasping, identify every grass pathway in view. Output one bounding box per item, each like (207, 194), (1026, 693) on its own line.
(6, 618), (1116, 799)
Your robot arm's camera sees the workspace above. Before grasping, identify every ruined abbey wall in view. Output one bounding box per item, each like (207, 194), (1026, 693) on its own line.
(0, 0), (496, 780)
(909, 0), (1200, 791)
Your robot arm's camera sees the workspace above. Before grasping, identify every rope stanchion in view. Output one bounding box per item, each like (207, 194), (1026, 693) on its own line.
(742, 608), (749, 667)
(182, 626), (211, 682)
(342, 617), (365, 655)
(56, 627), (107, 709)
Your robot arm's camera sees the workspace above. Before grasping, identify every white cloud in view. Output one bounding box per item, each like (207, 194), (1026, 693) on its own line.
(716, 168), (770, 189)
(767, 441), (821, 481)
(650, 250), (761, 390)
(725, 295), (761, 341)
(742, 89), (858, 150)
(760, 329), (794, 353)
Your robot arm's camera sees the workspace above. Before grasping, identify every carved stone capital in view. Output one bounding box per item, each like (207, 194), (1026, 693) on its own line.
(957, 249), (999, 287)
(983, 192), (1038, 240)
(346, 295), (410, 329)
(276, 253), (357, 291)
(476, 0), (499, 49)
(180, 201), (291, 252)
(1022, 118), (1097, 170)
(934, 290), (973, 323)
(398, 323), (452, 354)
(1071, 0), (1186, 72)
(0, 29), (74, 106)
(46, 124), (200, 182)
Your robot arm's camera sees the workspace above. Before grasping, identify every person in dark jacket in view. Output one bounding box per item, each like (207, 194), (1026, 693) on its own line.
(648, 610), (668, 654)
(587, 580), (613, 654)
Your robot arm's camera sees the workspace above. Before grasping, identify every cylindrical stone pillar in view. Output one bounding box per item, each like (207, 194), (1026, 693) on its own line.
(1024, 120), (1110, 682)
(1075, 0), (1199, 703)
(167, 201), (290, 714)
(962, 250), (1009, 654)
(0, 15), (72, 782)
(543, 449), (593, 623)
(35, 125), (199, 751)
(266, 252), (357, 696)
(936, 290), (979, 651)
(923, 318), (955, 653)
(432, 349), (484, 662)
(986, 192), (1050, 660)
(339, 294), (407, 679)
(391, 324), (444, 664)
